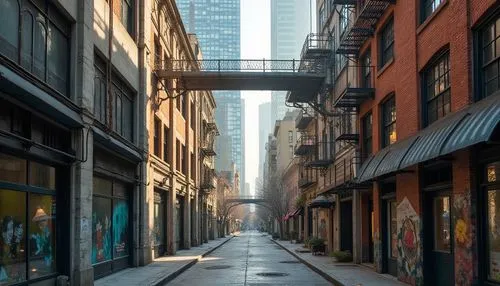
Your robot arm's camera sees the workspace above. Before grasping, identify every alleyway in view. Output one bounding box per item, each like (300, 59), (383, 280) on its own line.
(167, 231), (330, 285)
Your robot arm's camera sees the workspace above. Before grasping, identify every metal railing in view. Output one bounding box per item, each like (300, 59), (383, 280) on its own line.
(155, 59), (327, 73)
(298, 160), (317, 188)
(295, 107), (315, 129)
(295, 135), (316, 156)
(334, 65), (375, 105)
(332, 156), (361, 187)
(300, 33), (332, 60)
(336, 113), (359, 141)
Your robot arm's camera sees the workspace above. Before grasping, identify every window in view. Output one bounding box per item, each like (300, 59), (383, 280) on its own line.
(379, 18), (394, 68)
(479, 15), (500, 99)
(154, 117), (161, 157)
(361, 50), (372, 88)
(190, 152), (195, 179)
(382, 96), (397, 147)
(181, 96), (187, 118)
(319, 4), (325, 30)
(421, 0), (445, 22)
(362, 113), (373, 158)
(112, 77), (134, 141)
(486, 161), (500, 282)
(121, 0), (134, 36)
(94, 56), (107, 124)
(423, 52), (451, 125)
(340, 7), (350, 36)
(0, 0), (70, 95)
(163, 126), (169, 163)
(176, 139), (181, 171)
(288, 131), (293, 143)
(433, 196), (451, 252)
(0, 155), (58, 284)
(190, 101), (195, 129)
(181, 144), (186, 175)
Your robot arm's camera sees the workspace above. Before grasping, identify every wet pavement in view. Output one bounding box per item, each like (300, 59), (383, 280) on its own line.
(167, 231), (331, 285)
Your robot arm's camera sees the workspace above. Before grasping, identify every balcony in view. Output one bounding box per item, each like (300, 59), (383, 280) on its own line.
(287, 33), (331, 104)
(200, 168), (216, 191)
(295, 107), (315, 130)
(294, 135), (316, 156)
(298, 161), (316, 189)
(330, 156), (370, 192)
(336, 113), (359, 142)
(306, 142), (334, 169)
(337, 0), (395, 55)
(333, 65), (375, 107)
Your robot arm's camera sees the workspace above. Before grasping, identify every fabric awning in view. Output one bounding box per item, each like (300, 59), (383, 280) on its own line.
(357, 93), (500, 183)
(309, 195), (334, 208)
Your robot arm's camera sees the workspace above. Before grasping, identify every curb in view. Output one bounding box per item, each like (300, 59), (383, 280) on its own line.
(156, 235), (234, 285)
(270, 238), (343, 286)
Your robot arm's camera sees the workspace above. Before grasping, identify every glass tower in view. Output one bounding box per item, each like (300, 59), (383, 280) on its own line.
(176, 0), (244, 191)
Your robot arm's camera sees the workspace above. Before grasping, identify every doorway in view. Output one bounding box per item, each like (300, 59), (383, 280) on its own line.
(153, 189), (166, 258)
(340, 200), (353, 253)
(381, 181), (397, 277)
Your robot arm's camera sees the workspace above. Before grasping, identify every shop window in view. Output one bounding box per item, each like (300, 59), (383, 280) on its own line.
(478, 14), (500, 99)
(91, 177), (130, 266)
(0, 154), (27, 184)
(0, 0), (70, 96)
(381, 96), (397, 147)
(421, 0), (445, 23)
(433, 196), (451, 252)
(29, 162), (56, 189)
(487, 161), (500, 281)
(423, 51), (451, 125)
(379, 18), (394, 69)
(362, 112), (373, 158)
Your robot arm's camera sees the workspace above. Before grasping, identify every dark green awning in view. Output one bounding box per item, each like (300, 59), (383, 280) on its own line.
(357, 93), (500, 183)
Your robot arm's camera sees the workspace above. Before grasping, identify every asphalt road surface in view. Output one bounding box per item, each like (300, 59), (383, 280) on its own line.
(167, 231), (331, 285)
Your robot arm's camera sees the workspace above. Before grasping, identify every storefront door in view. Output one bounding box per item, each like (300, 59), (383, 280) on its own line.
(482, 160), (500, 284)
(423, 191), (454, 285)
(340, 200), (353, 253)
(153, 190), (166, 258)
(382, 199), (398, 276)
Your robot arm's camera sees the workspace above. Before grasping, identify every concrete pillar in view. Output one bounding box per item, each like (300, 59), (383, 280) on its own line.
(353, 190), (362, 264)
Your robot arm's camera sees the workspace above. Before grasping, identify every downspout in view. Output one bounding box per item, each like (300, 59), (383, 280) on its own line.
(137, 0), (146, 263)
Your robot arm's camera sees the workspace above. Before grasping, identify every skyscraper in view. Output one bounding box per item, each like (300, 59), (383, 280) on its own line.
(177, 0), (244, 192)
(258, 102), (272, 181)
(270, 0), (313, 124)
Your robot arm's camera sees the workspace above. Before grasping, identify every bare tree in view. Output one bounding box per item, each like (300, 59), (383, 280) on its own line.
(258, 173), (292, 239)
(215, 183), (233, 237)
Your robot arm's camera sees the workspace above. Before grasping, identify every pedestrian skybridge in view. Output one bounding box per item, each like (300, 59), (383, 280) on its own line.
(153, 34), (332, 104)
(226, 196), (266, 204)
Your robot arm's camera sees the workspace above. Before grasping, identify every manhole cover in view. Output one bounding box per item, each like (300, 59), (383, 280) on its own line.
(205, 265), (232, 270)
(279, 260), (300, 264)
(256, 272), (289, 277)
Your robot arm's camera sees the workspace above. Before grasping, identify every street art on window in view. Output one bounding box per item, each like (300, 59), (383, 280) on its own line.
(0, 190), (26, 284)
(397, 197), (423, 286)
(113, 201), (129, 258)
(488, 189), (500, 282)
(454, 190), (473, 285)
(29, 194), (56, 279)
(92, 197), (111, 264)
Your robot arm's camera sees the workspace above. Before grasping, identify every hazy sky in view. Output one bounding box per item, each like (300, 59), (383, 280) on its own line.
(241, 0), (271, 195)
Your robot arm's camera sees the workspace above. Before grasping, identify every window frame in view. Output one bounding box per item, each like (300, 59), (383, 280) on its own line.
(420, 0), (445, 23)
(362, 112), (373, 158)
(476, 12), (500, 101)
(153, 116), (161, 157)
(381, 95), (397, 148)
(378, 17), (394, 69)
(422, 50), (451, 126)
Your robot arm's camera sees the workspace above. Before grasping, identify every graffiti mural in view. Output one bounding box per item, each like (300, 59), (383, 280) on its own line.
(397, 197), (423, 286)
(92, 198), (112, 264)
(113, 201), (129, 258)
(453, 191), (474, 285)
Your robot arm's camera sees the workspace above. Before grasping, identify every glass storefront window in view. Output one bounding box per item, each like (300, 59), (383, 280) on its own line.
(389, 201), (398, 258)
(0, 189), (27, 285)
(113, 200), (129, 258)
(28, 194), (56, 279)
(433, 196), (451, 252)
(29, 162), (55, 190)
(488, 188), (500, 281)
(0, 154), (27, 185)
(92, 197), (112, 264)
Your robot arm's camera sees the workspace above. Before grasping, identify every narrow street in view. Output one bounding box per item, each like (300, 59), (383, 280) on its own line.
(167, 231), (331, 285)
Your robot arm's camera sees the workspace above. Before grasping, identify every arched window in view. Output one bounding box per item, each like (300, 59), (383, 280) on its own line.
(21, 11), (34, 70)
(33, 20), (47, 80)
(0, 0), (20, 61)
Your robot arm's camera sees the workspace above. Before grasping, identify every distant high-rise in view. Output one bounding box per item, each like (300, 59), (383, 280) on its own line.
(270, 0), (313, 124)
(258, 102), (272, 181)
(177, 0), (243, 192)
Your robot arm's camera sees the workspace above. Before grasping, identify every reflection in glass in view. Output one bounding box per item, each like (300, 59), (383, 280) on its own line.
(28, 194), (56, 279)
(92, 197), (111, 264)
(488, 189), (500, 281)
(0, 155), (27, 184)
(433, 197), (451, 252)
(0, 190), (26, 284)
(29, 162), (55, 189)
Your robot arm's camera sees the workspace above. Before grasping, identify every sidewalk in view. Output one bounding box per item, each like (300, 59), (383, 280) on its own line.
(272, 239), (406, 286)
(95, 236), (233, 286)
